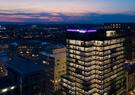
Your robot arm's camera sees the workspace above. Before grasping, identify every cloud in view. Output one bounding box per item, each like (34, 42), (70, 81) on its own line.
(0, 9), (135, 23)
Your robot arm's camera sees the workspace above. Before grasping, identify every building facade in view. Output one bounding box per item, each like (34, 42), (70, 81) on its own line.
(62, 29), (126, 95)
(3, 56), (46, 95)
(104, 23), (135, 60)
(40, 43), (66, 95)
(124, 60), (135, 95)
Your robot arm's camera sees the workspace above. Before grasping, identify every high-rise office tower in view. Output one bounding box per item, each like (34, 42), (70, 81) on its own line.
(104, 23), (135, 95)
(62, 29), (125, 95)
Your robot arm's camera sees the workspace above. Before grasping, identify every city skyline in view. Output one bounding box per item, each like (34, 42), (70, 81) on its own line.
(0, 0), (135, 23)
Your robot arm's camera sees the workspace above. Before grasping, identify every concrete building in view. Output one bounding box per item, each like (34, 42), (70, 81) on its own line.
(39, 43), (66, 95)
(62, 29), (125, 95)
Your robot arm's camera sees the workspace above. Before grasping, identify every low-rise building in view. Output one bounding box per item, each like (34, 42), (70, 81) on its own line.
(40, 43), (66, 95)
(124, 60), (135, 95)
(0, 53), (46, 95)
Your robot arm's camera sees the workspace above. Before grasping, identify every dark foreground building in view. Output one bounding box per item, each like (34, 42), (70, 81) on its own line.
(5, 56), (46, 95)
(124, 60), (135, 95)
(0, 52), (16, 95)
(0, 68), (16, 95)
(0, 52), (46, 95)
(61, 29), (126, 95)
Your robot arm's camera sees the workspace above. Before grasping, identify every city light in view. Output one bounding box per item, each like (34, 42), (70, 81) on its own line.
(67, 29), (97, 33)
(10, 86), (15, 90)
(2, 88), (8, 93)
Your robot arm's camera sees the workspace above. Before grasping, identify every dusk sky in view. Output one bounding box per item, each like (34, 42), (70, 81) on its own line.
(0, 0), (135, 23)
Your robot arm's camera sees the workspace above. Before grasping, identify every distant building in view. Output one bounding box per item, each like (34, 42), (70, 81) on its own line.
(16, 40), (41, 63)
(124, 60), (135, 95)
(0, 52), (8, 77)
(0, 25), (8, 45)
(62, 29), (125, 95)
(7, 42), (19, 60)
(104, 23), (135, 31)
(40, 43), (66, 95)
(0, 61), (8, 77)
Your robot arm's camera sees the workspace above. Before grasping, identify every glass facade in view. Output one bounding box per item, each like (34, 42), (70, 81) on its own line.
(62, 29), (125, 95)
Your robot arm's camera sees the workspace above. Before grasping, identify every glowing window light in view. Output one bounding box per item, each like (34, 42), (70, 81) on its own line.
(104, 93), (108, 95)
(43, 60), (46, 64)
(106, 30), (116, 37)
(26, 51), (30, 54)
(10, 86), (15, 90)
(20, 51), (23, 54)
(2, 88), (8, 93)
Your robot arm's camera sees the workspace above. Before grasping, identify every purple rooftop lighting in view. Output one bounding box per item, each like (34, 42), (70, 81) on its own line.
(67, 29), (97, 33)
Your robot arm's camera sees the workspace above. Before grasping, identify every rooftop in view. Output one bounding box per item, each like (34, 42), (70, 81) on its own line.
(41, 42), (65, 55)
(5, 56), (45, 77)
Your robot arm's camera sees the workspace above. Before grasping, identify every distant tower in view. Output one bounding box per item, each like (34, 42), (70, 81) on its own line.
(62, 29), (126, 95)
